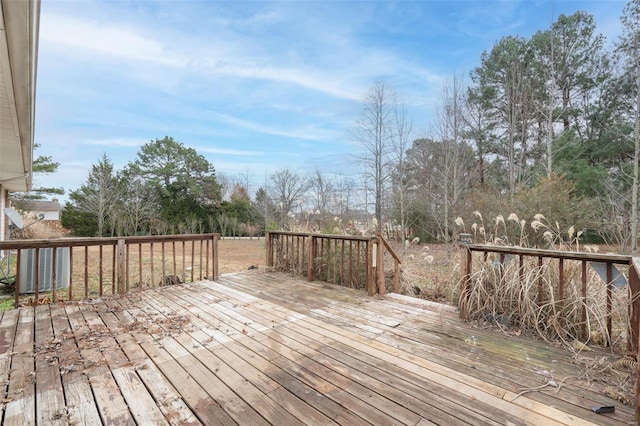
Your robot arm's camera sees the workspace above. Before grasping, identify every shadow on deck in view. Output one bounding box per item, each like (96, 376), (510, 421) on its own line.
(0, 270), (634, 425)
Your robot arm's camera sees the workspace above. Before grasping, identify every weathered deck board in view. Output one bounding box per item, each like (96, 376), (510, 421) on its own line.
(4, 308), (35, 426)
(219, 272), (635, 425)
(34, 305), (66, 425)
(51, 301), (102, 425)
(205, 281), (575, 425)
(0, 271), (634, 425)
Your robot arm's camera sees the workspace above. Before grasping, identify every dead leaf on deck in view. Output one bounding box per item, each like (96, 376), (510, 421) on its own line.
(572, 341), (592, 352)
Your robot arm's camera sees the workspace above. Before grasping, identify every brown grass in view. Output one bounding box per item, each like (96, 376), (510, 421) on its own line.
(218, 238), (266, 274)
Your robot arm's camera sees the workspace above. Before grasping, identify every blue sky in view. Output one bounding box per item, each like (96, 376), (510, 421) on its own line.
(34, 0), (627, 201)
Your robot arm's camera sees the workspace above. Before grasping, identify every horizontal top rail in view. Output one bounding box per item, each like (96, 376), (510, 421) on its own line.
(377, 233), (402, 264)
(462, 243), (631, 264)
(268, 231), (376, 242)
(0, 233), (220, 250)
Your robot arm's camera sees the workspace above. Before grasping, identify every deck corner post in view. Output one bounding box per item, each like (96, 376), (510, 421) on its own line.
(117, 239), (126, 295)
(458, 243), (472, 319)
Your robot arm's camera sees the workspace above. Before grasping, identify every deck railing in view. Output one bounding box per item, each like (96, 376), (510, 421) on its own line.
(0, 233), (219, 307)
(459, 243), (640, 352)
(266, 231), (401, 295)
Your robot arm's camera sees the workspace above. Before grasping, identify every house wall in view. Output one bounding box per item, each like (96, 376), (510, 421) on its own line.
(30, 210), (59, 221)
(0, 185), (6, 242)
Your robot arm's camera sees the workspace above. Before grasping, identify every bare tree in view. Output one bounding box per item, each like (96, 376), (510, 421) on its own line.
(217, 173), (232, 201)
(334, 172), (358, 221)
(433, 74), (476, 255)
(270, 168), (307, 228)
(353, 81), (394, 231)
(308, 169), (335, 214)
(235, 170), (253, 199)
(390, 94), (413, 242)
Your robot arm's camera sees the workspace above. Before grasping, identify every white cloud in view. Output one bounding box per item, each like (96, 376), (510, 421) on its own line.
(197, 147), (264, 156)
(42, 14), (188, 68)
(80, 138), (147, 147)
(209, 112), (334, 141)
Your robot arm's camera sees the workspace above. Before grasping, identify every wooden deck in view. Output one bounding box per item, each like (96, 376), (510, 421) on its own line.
(0, 271), (635, 425)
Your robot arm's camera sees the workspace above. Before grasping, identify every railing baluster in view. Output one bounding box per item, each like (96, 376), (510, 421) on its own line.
(98, 245), (103, 296)
(558, 258), (564, 309)
(117, 239), (125, 294)
(348, 241), (353, 288)
(14, 249), (21, 308)
(173, 241), (177, 281)
(182, 241), (186, 282)
(111, 245), (116, 295)
(212, 235), (219, 281)
(204, 239), (208, 280)
(70, 247), (74, 301)
(84, 246), (88, 298)
(518, 255), (523, 286)
(607, 262), (613, 344)
(161, 242), (166, 286)
(52, 248), (57, 302)
(150, 242), (155, 287)
(199, 239), (203, 280)
(191, 240), (195, 283)
(341, 240), (345, 286)
(35, 248), (40, 302)
(138, 243), (143, 288)
(581, 260), (587, 339)
(537, 256), (543, 304)
(307, 236), (314, 281)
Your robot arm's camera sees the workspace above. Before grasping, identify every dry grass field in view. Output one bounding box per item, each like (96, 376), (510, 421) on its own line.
(218, 237), (266, 273)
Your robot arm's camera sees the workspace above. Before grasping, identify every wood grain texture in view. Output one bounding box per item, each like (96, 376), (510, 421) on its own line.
(0, 271), (632, 425)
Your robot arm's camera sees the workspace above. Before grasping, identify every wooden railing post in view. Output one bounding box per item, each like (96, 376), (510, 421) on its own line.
(628, 258), (640, 353)
(307, 235), (315, 282)
(117, 239), (125, 295)
(631, 258), (640, 424)
(458, 238), (472, 319)
(266, 232), (273, 268)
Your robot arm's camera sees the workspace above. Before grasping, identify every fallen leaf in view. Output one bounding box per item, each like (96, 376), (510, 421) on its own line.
(573, 340), (592, 352)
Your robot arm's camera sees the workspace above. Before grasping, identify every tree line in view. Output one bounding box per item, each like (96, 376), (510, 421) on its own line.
(61, 1), (640, 251)
(359, 2), (640, 252)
